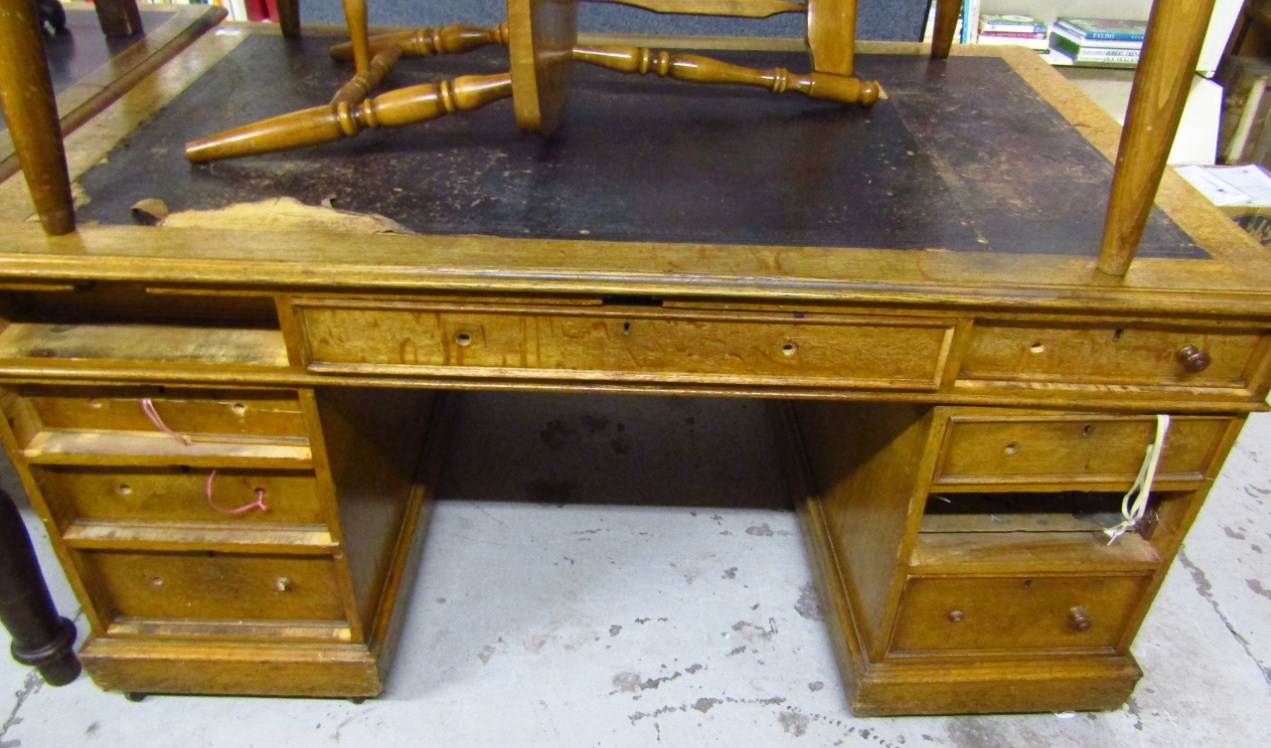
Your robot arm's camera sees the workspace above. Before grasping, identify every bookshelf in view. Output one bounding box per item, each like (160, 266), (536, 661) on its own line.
(963, 2), (1243, 164)
(975, 0), (1243, 75)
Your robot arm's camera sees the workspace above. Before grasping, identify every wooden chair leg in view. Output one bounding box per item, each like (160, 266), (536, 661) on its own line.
(275, 0), (301, 39)
(185, 73), (514, 162)
(806, 0), (857, 76)
(0, 0), (75, 235)
(0, 485), (80, 687)
(930, 0), (961, 59)
(1099, 0), (1216, 276)
(330, 46), (403, 107)
(573, 46), (881, 105)
(93, 0), (143, 38)
(343, 0), (372, 76)
(329, 24), (509, 61)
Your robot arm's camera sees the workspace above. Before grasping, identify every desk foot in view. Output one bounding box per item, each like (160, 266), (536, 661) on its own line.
(124, 692), (148, 702)
(0, 486), (81, 686)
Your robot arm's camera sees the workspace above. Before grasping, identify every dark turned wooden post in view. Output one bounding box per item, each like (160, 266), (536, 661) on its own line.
(930, 0), (962, 59)
(276, 0), (301, 39)
(0, 485), (80, 686)
(92, 0), (143, 37)
(0, 0), (75, 235)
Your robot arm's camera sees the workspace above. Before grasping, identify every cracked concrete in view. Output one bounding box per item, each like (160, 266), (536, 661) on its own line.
(1, 393), (1268, 746)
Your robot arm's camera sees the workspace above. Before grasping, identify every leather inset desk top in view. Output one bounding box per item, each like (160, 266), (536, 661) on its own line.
(73, 35), (1204, 259)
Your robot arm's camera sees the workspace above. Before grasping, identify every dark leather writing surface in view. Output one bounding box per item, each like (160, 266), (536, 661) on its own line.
(74, 36), (1203, 259)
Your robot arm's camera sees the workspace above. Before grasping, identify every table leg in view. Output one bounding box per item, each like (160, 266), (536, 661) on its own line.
(0, 485), (80, 686)
(0, 0), (75, 235)
(93, 0), (143, 37)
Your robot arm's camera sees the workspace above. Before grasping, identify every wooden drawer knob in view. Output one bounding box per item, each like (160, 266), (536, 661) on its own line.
(1176, 345), (1211, 373)
(1067, 606), (1092, 632)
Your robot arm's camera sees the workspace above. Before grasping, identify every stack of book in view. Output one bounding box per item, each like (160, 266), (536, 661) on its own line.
(1048, 17), (1147, 67)
(977, 14), (1049, 53)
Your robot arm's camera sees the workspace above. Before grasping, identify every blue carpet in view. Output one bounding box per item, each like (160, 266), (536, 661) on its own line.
(298, 1), (928, 41)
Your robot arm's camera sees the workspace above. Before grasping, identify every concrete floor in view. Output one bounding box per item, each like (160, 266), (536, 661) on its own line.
(2, 392), (1269, 747)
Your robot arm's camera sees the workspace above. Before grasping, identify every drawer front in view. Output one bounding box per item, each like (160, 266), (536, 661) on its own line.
(960, 322), (1266, 390)
(934, 413), (1234, 488)
(37, 467), (324, 526)
(18, 386), (307, 440)
(890, 574), (1149, 655)
(83, 550), (346, 624)
(296, 302), (955, 389)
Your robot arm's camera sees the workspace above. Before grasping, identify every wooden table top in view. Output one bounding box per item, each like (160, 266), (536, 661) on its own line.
(1, 27), (1270, 319)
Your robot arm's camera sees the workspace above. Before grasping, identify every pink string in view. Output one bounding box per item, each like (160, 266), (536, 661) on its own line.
(204, 470), (269, 515)
(140, 398), (190, 445)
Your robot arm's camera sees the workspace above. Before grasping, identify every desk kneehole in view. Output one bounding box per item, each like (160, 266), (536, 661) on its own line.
(291, 300), (957, 390)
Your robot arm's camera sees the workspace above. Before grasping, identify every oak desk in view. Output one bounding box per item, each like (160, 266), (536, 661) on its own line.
(1, 27), (1269, 716)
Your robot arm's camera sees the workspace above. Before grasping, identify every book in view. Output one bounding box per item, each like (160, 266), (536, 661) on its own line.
(960, 0), (981, 45)
(1054, 17), (1148, 42)
(978, 13), (1047, 34)
(978, 30), (1048, 40)
(1049, 43), (1141, 66)
(978, 32), (1049, 52)
(1049, 25), (1143, 50)
(1049, 31), (1142, 61)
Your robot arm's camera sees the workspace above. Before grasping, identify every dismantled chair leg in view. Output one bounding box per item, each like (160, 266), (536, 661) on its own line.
(184, 73), (513, 162)
(183, 23), (510, 161)
(328, 24), (509, 62)
(573, 46), (882, 105)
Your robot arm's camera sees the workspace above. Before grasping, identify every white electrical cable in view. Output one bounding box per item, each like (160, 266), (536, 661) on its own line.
(1105, 414), (1171, 545)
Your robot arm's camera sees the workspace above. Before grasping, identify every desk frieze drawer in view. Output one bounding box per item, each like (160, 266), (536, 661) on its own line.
(959, 321), (1269, 394)
(35, 466), (325, 527)
(9, 386), (308, 440)
(889, 574), (1151, 657)
(932, 412), (1238, 490)
(77, 549), (347, 635)
(292, 300), (956, 389)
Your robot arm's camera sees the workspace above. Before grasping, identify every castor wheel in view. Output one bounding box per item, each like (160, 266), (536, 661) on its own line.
(124, 692), (148, 702)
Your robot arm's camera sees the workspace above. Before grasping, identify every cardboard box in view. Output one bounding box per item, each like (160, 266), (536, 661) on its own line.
(1176, 164), (1271, 247)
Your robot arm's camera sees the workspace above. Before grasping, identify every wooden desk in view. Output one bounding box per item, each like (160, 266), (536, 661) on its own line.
(1, 25), (1269, 715)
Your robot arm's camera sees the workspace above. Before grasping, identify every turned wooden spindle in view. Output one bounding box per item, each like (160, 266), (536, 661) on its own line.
(1098, 0), (1216, 276)
(930, 0), (962, 59)
(185, 74), (513, 162)
(343, 0), (372, 75)
(0, 0), (75, 234)
(572, 46), (881, 106)
(330, 24), (510, 60)
(330, 46), (404, 107)
(93, 0), (144, 38)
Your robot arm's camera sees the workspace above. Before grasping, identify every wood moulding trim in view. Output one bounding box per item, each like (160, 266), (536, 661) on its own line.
(4, 225), (1271, 318)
